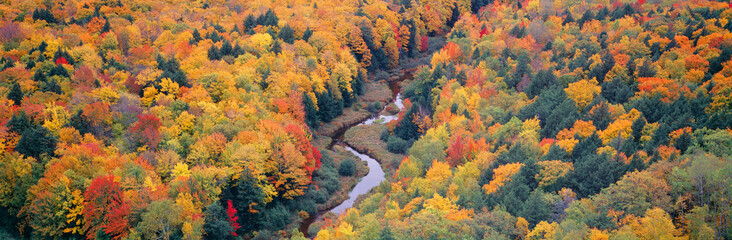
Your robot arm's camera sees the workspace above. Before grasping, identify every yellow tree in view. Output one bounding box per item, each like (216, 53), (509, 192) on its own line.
(565, 78), (601, 109)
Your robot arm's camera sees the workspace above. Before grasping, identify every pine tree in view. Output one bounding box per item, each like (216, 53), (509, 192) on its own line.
(302, 27), (313, 42)
(303, 93), (320, 129)
(7, 83), (23, 106)
(192, 29), (203, 42)
(277, 24), (295, 44)
(16, 126), (57, 159)
(101, 18), (111, 33)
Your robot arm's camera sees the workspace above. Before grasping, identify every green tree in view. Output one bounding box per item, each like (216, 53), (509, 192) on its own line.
(520, 190), (551, 227)
(7, 83), (22, 106)
(303, 93), (319, 129)
(278, 24), (295, 44)
(16, 126), (56, 159)
(137, 199), (183, 240)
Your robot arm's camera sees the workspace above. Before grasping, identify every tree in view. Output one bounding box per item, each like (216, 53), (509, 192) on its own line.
(509, 53), (531, 89)
(5, 83), (23, 108)
(83, 175), (129, 240)
(226, 200), (241, 236)
(137, 199), (182, 240)
(278, 24), (295, 44)
(302, 27), (313, 42)
(203, 202), (236, 240)
(15, 126), (56, 159)
(130, 114), (162, 150)
(303, 93), (320, 129)
(520, 190), (551, 227)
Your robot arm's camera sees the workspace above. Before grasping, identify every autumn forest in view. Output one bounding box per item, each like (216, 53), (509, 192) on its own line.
(0, 0), (731, 239)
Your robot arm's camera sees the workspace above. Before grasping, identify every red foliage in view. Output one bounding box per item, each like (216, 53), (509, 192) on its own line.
(125, 75), (143, 95)
(447, 135), (466, 166)
(83, 102), (112, 126)
(56, 57), (68, 66)
(420, 36), (429, 52)
(83, 175), (129, 240)
(284, 124), (321, 176)
(479, 27), (489, 38)
(130, 114), (162, 150)
(612, 1), (621, 9)
(226, 200), (241, 236)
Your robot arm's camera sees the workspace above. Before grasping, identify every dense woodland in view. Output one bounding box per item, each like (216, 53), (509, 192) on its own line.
(0, 0), (731, 239)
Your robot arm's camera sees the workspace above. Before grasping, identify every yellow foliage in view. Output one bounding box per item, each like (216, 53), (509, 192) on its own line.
(589, 228), (609, 240)
(536, 160), (573, 188)
(528, 221), (557, 239)
(176, 111), (196, 133)
(62, 189), (84, 234)
(250, 33), (273, 52)
(599, 119), (633, 145)
(159, 77), (180, 96)
(141, 86), (158, 107)
(556, 137), (579, 153)
(92, 86), (121, 104)
(482, 163), (523, 194)
(43, 102), (70, 134)
(565, 78), (601, 109)
(172, 163), (191, 179)
(425, 160), (452, 183)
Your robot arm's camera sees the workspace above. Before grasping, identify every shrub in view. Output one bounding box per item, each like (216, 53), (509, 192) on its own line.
(387, 135), (411, 154)
(338, 158), (356, 176)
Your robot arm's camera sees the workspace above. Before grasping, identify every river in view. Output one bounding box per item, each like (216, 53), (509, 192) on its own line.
(299, 72), (407, 237)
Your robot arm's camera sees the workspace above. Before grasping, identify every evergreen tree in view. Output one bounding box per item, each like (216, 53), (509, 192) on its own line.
(380, 226), (395, 240)
(508, 53), (530, 89)
(49, 64), (69, 78)
(525, 69), (557, 98)
(393, 104), (421, 140)
(101, 18), (111, 33)
(447, 3), (460, 27)
(202, 202), (236, 240)
(6, 111), (33, 134)
(520, 190), (551, 227)
(317, 89), (338, 123)
(7, 83), (23, 106)
(601, 76), (633, 104)
(302, 27), (313, 42)
(192, 29), (203, 43)
(220, 40), (233, 56)
(277, 24), (295, 44)
(16, 126), (57, 159)
(406, 20), (418, 57)
(32, 69), (47, 82)
(244, 15), (257, 34)
(42, 79), (63, 94)
(270, 40), (282, 54)
(207, 45), (221, 60)
(631, 115), (646, 142)
(303, 93), (320, 129)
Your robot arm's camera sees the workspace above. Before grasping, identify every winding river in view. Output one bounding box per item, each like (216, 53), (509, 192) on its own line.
(299, 74), (407, 237)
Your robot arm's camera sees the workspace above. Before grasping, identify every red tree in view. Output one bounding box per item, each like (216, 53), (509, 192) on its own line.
(130, 114), (162, 150)
(226, 200), (241, 236)
(420, 36), (429, 52)
(83, 175), (129, 240)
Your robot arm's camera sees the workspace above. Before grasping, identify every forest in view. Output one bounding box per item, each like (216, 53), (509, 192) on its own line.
(0, 0), (731, 239)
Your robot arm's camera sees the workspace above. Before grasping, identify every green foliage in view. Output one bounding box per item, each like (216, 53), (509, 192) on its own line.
(16, 126), (56, 159)
(338, 158), (356, 176)
(6, 83), (22, 106)
(386, 135), (412, 154)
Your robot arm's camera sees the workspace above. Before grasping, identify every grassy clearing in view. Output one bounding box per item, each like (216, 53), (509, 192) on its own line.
(344, 124), (405, 179)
